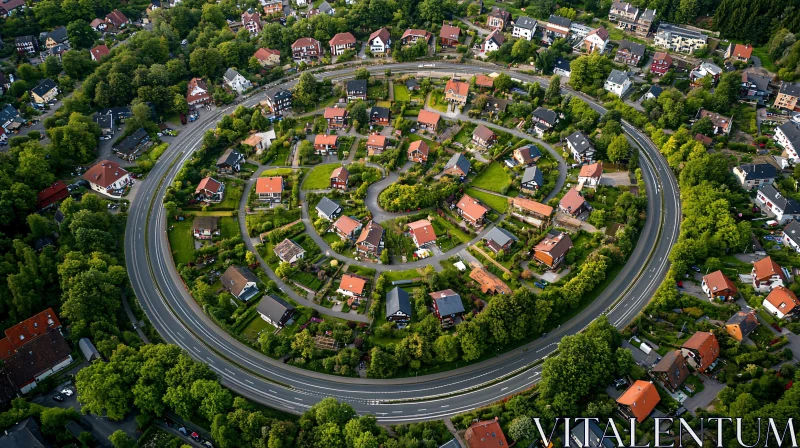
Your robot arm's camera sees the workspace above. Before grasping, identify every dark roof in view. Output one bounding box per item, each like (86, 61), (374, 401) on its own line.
(445, 153), (470, 175)
(14, 35), (35, 45)
(267, 88), (292, 102)
(484, 227), (518, 248)
(356, 221), (384, 247)
(618, 40), (646, 58)
(432, 292), (465, 316)
(406, 79), (419, 89)
(570, 419), (615, 448)
(554, 57), (571, 73)
(217, 149), (243, 167)
(319, 0), (333, 13)
(192, 215), (219, 230)
(522, 165), (544, 185)
(778, 121), (800, 145)
(386, 287), (412, 318)
(315, 197), (341, 218)
(114, 128), (148, 154)
(743, 72), (771, 92)
(220, 265), (259, 297)
(737, 163), (776, 181)
(0, 104), (19, 123)
(758, 184), (800, 214)
(779, 81), (800, 97)
(99, 106), (132, 118)
(0, 418), (48, 448)
(607, 69), (630, 85)
(647, 85), (663, 98)
(78, 338), (101, 361)
(548, 15), (572, 28)
(33, 237), (55, 251)
(784, 220), (800, 246)
(651, 350), (689, 391)
(514, 16), (537, 30)
(346, 79), (367, 95)
(48, 26), (68, 43)
(489, 7), (511, 22)
(92, 113), (113, 129)
(31, 79), (57, 98)
(515, 144), (542, 162)
(532, 107), (557, 124)
(257, 294), (295, 324)
(566, 131), (594, 154)
(370, 106), (391, 120)
(726, 311), (759, 337)
(4, 330), (71, 390)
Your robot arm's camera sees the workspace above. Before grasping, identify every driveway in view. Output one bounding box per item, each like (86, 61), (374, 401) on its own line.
(682, 376), (726, 414)
(600, 171), (633, 186)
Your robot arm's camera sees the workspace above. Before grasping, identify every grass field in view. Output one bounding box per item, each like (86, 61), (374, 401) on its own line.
(752, 46), (777, 73)
(219, 217), (239, 239)
(303, 164), (339, 190)
(383, 269), (423, 283)
(272, 146), (292, 165)
(168, 219), (194, 265)
(471, 162), (511, 193)
(428, 90), (449, 112)
(295, 271), (323, 290)
(431, 216), (471, 244)
(212, 182), (243, 210)
(408, 133), (438, 149)
(453, 123), (477, 146)
(241, 314), (273, 341)
(394, 83), (411, 101)
(261, 168), (294, 177)
(465, 188), (508, 213)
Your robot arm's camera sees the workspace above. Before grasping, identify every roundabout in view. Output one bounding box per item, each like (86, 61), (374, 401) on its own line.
(125, 62), (681, 422)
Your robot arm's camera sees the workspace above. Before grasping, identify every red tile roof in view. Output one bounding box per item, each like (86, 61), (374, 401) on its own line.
(417, 110), (441, 126)
(401, 29), (431, 41)
(369, 28), (390, 43)
(314, 134), (338, 146)
(464, 419), (509, 448)
(330, 166), (349, 182)
(559, 188), (586, 214)
(324, 107), (347, 119)
(475, 74), (494, 88)
(408, 219), (436, 245)
(37, 181), (69, 210)
(339, 274), (366, 295)
(753, 256), (785, 282)
(196, 177), (223, 194)
(83, 160), (130, 188)
(105, 9), (129, 27)
(292, 37), (320, 49)
(440, 24), (461, 40)
(682, 331), (719, 372)
(702, 270), (737, 295)
(0, 308), (61, 360)
(730, 43), (753, 60)
(90, 44), (110, 60)
(579, 161), (603, 179)
(765, 286), (799, 316)
(254, 48), (280, 61)
(334, 215), (360, 236)
(617, 381), (660, 422)
(367, 134), (387, 148)
(508, 197), (553, 216)
(456, 194), (489, 221)
(408, 140), (429, 157)
(329, 32), (356, 47)
(445, 79), (469, 97)
(255, 176), (283, 194)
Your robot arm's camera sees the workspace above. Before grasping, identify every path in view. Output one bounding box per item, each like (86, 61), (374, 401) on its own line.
(470, 240), (511, 275)
(122, 292), (150, 344)
(457, 16), (489, 36)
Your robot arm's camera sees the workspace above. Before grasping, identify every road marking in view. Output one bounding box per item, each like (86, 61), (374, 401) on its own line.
(245, 380), (254, 385)
(224, 368), (236, 376)
(418, 408), (427, 411)
(392, 411), (403, 414)
(269, 390), (277, 394)
(206, 357), (214, 364)
(501, 387), (508, 392)
(294, 397), (303, 401)
(441, 405), (449, 408)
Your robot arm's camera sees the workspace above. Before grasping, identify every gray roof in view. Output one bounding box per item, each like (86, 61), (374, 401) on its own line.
(370, 106), (391, 120)
(439, 439), (462, 448)
(647, 85), (663, 98)
(778, 121), (800, 144)
(319, 0), (333, 13)
(0, 418), (47, 448)
(386, 287), (412, 319)
(571, 420), (615, 448)
(548, 15), (572, 28)
(267, 88), (292, 102)
(515, 16), (537, 30)
(484, 227), (518, 248)
(346, 79), (367, 95)
(315, 196), (341, 218)
(743, 72), (770, 92)
(566, 131), (594, 154)
(532, 107), (557, 124)
(48, 26), (68, 43)
(726, 311), (759, 337)
(445, 152), (470, 175)
(78, 337), (101, 361)
(406, 79), (419, 89)
(656, 23), (707, 41)
(31, 78), (57, 98)
(0, 104), (18, 123)
(433, 292), (465, 316)
(516, 144), (542, 162)
(606, 69), (630, 85)
(114, 127), (148, 154)
(779, 81), (800, 97)
(224, 68), (242, 83)
(217, 148), (243, 167)
(522, 165), (544, 186)
(783, 220), (800, 246)
(759, 184), (800, 214)
(92, 113), (113, 129)
(618, 40), (646, 58)
(737, 163), (776, 181)
(257, 294), (295, 324)
(554, 57), (571, 73)
(640, 8), (656, 21)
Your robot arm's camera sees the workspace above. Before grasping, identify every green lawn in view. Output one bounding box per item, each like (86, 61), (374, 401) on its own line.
(241, 314), (273, 341)
(272, 146), (292, 165)
(302, 164), (339, 190)
(431, 216), (472, 244)
(394, 83), (411, 102)
(383, 269), (423, 283)
(261, 168), (294, 177)
(428, 90), (449, 113)
(211, 182), (243, 211)
(471, 162), (511, 193)
(167, 219), (194, 265)
(453, 123), (477, 146)
(752, 46), (777, 73)
(219, 217), (239, 239)
(408, 133), (438, 149)
(465, 188), (508, 213)
(295, 271), (323, 290)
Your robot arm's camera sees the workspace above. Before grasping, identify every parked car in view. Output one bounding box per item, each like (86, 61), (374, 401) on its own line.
(53, 395), (64, 402)
(690, 265), (701, 272)
(534, 282), (546, 289)
(60, 388), (73, 396)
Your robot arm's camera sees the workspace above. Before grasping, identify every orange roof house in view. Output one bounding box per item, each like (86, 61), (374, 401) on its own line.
(464, 418), (509, 448)
(701, 270), (738, 301)
(0, 308), (62, 360)
(337, 274), (367, 297)
(578, 161), (603, 181)
(456, 194), (489, 226)
(752, 256), (785, 282)
(408, 140), (429, 162)
(763, 286), (799, 319)
(559, 188), (589, 216)
(508, 197), (553, 218)
(444, 79), (469, 105)
(616, 381), (660, 422)
(416, 110), (441, 131)
(469, 265), (512, 295)
(366, 134), (388, 155)
(333, 215), (361, 240)
(681, 331), (720, 372)
(89, 44), (110, 61)
(408, 219), (436, 248)
(255, 177), (283, 195)
(314, 134), (339, 150)
(475, 74), (494, 89)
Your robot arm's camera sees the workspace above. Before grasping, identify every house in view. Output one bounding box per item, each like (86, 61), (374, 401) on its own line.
(608, 1), (656, 38)
(559, 188), (589, 216)
(0, 0), (26, 17)
(697, 109), (732, 135)
(366, 134), (388, 155)
(520, 166), (544, 192)
(472, 124), (496, 147)
(15, 35), (38, 55)
(430, 290), (465, 328)
(417, 110), (441, 132)
(694, 133), (713, 147)
(566, 131), (595, 163)
(113, 127), (149, 161)
(346, 79), (367, 101)
(318, 0), (334, 15)
(751, 255), (787, 293)
(90, 18), (109, 32)
(690, 61), (723, 86)
(443, 153), (470, 177)
(90, 44), (110, 61)
(186, 78), (210, 105)
(315, 197), (341, 221)
(654, 23), (707, 54)
(369, 106), (391, 126)
(0, 419), (48, 448)
(220, 265), (260, 301)
(254, 48), (281, 67)
(740, 72), (772, 104)
(314, 134), (338, 154)
(292, 37), (323, 61)
(408, 219), (436, 248)
(464, 419), (509, 448)
(774, 120), (800, 161)
(0, 73), (14, 96)
(763, 286), (799, 320)
(513, 16), (538, 41)
(0, 104), (18, 130)
(4, 329), (73, 394)
(82, 160), (132, 198)
(617, 381), (660, 423)
(45, 26), (68, 49)
(355, 221), (384, 257)
(324, 107), (348, 129)
(265, 88), (291, 115)
(534, 230), (573, 269)
(330, 166), (349, 190)
(444, 80), (469, 106)
(681, 331), (720, 372)
(241, 10), (263, 33)
(91, 113), (114, 136)
(475, 74), (494, 89)
(604, 69), (632, 97)
(546, 15), (571, 38)
(440, 23), (461, 47)
(615, 40), (646, 66)
(408, 140), (429, 163)
(400, 29), (432, 46)
(568, 420), (615, 448)
(333, 215), (362, 240)
(216, 149), (244, 173)
(329, 32), (356, 56)
(755, 184), (800, 224)
(262, 0), (283, 16)
(642, 85), (663, 101)
(725, 311), (759, 341)
(31, 79), (58, 104)
(255, 176), (284, 203)
(257, 295), (295, 328)
(733, 163), (776, 190)
(242, 134), (266, 153)
(578, 161), (603, 188)
(725, 43), (753, 62)
(482, 30), (505, 53)
(584, 27), (609, 53)
(0, 308), (62, 362)
(456, 194), (488, 227)
(223, 68), (252, 94)
(469, 265), (511, 295)
(195, 177), (225, 203)
(483, 227), (517, 253)
(386, 287), (411, 324)
(531, 107), (558, 134)
(783, 220), (800, 253)
(192, 216), (219, 240)
(105, 9), (130, 28)
(273, 238), (306, 264)
(368, 28), (391, 55)
(773, 81), (800, 112)
(651, 350), (689, 392)
(337, 274), (367, 301)
(701, 270), (738, 301)
(650, 52), (673, 75)
(487, 7), (511, 30)
(513, 144), (542, 165)
(36, 181), (69, 210)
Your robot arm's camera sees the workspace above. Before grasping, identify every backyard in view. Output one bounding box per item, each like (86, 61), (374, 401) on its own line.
(465, 188), (508, 213)
(167, 219), (194, 265)
(471, 162), (511, 193)
(303, 164), (340, 190)
(428, 90), (449, 113)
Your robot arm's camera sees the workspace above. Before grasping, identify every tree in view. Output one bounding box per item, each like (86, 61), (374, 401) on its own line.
(433, 334), (459, 362)
(292, 330), (317, 359)
(511, 39), (534, 61)
(48, 112), (102, 167)
(354, 68), (370, 80)
(40, 407), (80, 439)
(191, 379), (234, 421)
(62, 50), (96, 79)
(190, 47), (223, 79)
(67, 19), (97, 48)
(109, 430), (136, 448)
(675, 0), (699, 23)
(508, 416), (535, 441)
(42, 56), (62, 78)
(607, 134), (630, 167)
(494, 73), (512, 93)
(544, 75), (561, 104)
(294, 72), (320, 108)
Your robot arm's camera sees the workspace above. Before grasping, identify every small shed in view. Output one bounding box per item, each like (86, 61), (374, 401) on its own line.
(78, 338), (101, 362)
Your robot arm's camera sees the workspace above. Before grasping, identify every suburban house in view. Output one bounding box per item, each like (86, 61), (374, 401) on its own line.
(333, 215), (362, 241)
(257, 295), (295, 328)
(2, 311), (73, 394)
(273, 238), (306, 264)
(751, 255), (787, 293)
(105, 9), (130, 28)
(651, 351), (689, 393)
(774, 81), (800, 112)
(733, 163), (776, 190)
(578, 161), (603, 188)
(386, 287), (412, 324)
(725, 43), (753, 62)
(559, 188), (590, 216)
(400, 29), (432, 46)
(487, 7), (512, 30)
(255, 176), (284, 203)
(112, 127), (149, 161)
(430, 289), (465, 328)
(654, 23), (707, 53)
(755, 184), (800, 224)
(483, 96), (509, 114)
(604, 69), (632, 97)
(369, 106), (391, 126)
(583, 27), (609, 53)
(366, 134), (388, 155)
(355, 221), (384, 257)
(408, 140), (429, 163)
(681, 331), (720, 372)
(546, 15), (571, 38)
(223, 68), (252, 94)
(456, 194), (489, 227)
(444, 80), (469, 106)
(530, 107), (558, 138)
(262, 0), (283, 16)
(533, 230), (574, 269)
(701, 270), (738, 301)
(291, 37), (323, 61)
(14, 35), (38, 55)
(314, 134), (338, 154)
(608, 1), (656, 38)
(82, 160), (132, 198)
(90, 44), (110, 61)
(254, 48), (281, 66)
(464, 420), (509, 448)
(329, 166), (349, 190)
(617, 381), (660, 423)
(443, 153), (470, 177)
(470, 264), (511, 295)
(508, 197), (554, 228)
(513, 16), (538, 40)
(643, 85), (663, 101)
(783, 220), (800, 253)
(346, 79), (367, 101)
(221, 266), (260, 302)
(566, 131), (595, 163)
(192, 216), (219, 240)
(0, 0), (25, 17)
(417, 110), (441, 132)
(475, 74), (494, 90)
(483, 227), (518, 253)
(740, 72), (772, 105)
(315, 197), (342, 221)
(90, 18), (109, 32)
(694, 133), (713, 147)
(329, 32), (356, 56)
(725, 311), (759, 342)
(318, 0), (334, 15)
(0, 419), (49, 446)
(91, 112), (113, 136)
(763, 286), (799, 320)
(615, 40), (646, 66)
(31, 79), (59, 105)
(408, 219), (437, 248)
(324, 107), (348, 129)
(195, 177), (225, 203)
(554, 57), (572, 77)
(186, 77), (210, 105)
(774, 120), (800, 161)
(241, 133), (270, 154)
(650, 52), (673, 75)
(368, 28), (391, 55)
(216, 149), (244, 174)
(482, 30), (505, 53)
(696, 109), (733, 135)
(690, 61), (723, 86)
(439, 23), (461, 47)
(36, 181), (69, 211)
(520, 166), (544, 192)
(513, 144), (543, 165)
(241, 10), (262, 33)
(471, 124), (496, 147)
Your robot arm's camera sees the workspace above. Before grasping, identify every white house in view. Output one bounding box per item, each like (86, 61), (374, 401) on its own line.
(368, 28), (391, 55)
(774, 121), (800, 163)
(223, 68), (252, 94)
(82, 160), (132, 198)
(755, 184), (800, 224)
(565, 131), (595, 163)
(782, 220), (800, 253)
(273, 238), (306, 264)
(578, 162), (603, 188)
(762, 286), (798, 320)
(512, 16), (537, 41)
(604, 69), (632, 97)
(482, 30), (504, 53)
(583, 27), (609, 53)
(751, 255), (788, 294)
(553, 57), (571, 77)
(653, 23), (708, 54)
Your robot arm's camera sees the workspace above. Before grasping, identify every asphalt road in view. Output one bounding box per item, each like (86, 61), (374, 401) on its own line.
(124, 62), (680, 422)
